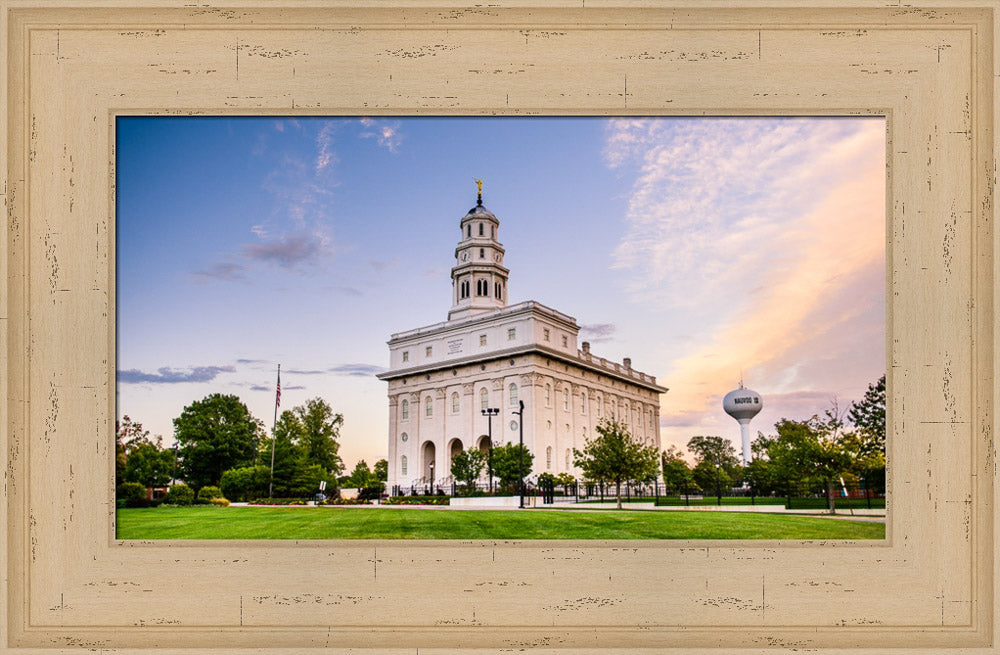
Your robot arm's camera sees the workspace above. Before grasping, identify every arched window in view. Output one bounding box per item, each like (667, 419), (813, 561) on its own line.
(547, 420), (552, 430)
(479, 248), (484, 259)
(563, 388), (569, 410)
(546, 446), (552, 469)
(425, 396), (433, 417)
(492, 226), (495, 238)
(509, 383), (518, 406)
(466, 224), (471, 238)
(401, 455), (408, 476)
(480, 388), (489, 412)
(581, 392), (587, 414)
(545, 384), (551, 407)
(401, 399), (409, 420)
(479, 222), (484, 236)
(452, 392), (460, 414)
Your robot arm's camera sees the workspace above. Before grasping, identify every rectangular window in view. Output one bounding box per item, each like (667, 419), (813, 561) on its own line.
(425, 346), (433, 357)
(402, 351), (409, 362)
(543, 328), (550, 341)
(480, 334), (487, 346)
(507, 327), (516, 340)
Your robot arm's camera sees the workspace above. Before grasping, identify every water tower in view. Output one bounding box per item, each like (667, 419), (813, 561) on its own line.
(723, 383), (763, 466)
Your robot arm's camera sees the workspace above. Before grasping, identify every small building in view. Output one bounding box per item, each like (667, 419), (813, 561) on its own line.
(376, 189), (667, 493)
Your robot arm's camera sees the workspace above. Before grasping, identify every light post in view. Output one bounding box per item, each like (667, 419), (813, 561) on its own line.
(715, 458), (722, 506)
(429, 460), (435, 495)
(512, 400), (525, 508)
(171, 441), (179, 487)
(482, 407), (500, 493)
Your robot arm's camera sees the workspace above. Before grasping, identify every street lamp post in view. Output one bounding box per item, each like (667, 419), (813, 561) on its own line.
(429, 460), (435, 495)
(715, 459), (722, 506)
(482, 407), (499, 493)
(513, 400), (525, 508)
(171, 441), (179, 487)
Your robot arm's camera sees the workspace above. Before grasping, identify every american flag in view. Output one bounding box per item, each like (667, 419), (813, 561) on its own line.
(275, 366), (281, 408)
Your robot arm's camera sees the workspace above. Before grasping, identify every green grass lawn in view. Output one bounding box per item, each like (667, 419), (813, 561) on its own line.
(117, 506), (885, 540)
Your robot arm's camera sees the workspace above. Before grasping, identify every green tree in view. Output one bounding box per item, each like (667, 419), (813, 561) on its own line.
(293, 397), (345, 476)
(220, 465), (271, 502)
(123, 438), (174, 488)
(661, 446), (695, 495)
(373, 459), (388, 482)
(450, 448), (486, 494)
(555, 472), (577, 494)
(490, 442), (534, 494)
(765, 411), (854, 512)
(261, 410), (304, 496)
(345, 460), (379, 488)
(573, 417), (660, 509)
(847, 375), (886, 494)
(173, 393), (264, 491)
(848, 375), (886, 454)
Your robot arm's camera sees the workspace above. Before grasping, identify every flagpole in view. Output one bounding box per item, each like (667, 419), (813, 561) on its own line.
(269, 364), (280, 499)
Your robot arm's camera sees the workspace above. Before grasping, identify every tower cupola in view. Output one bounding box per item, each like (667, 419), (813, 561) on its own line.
(449, 181), (509, 321)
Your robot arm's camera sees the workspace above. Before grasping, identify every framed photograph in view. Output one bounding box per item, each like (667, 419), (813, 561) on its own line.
(2, 2), (996, 652)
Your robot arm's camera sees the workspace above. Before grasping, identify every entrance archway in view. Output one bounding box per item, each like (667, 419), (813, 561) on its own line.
(477, 435), (491, 455)
(448, 438), (464, 471)
(422, 441), (436, 481)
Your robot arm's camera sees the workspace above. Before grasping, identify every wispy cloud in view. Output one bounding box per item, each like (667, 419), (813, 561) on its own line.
(329, 364), (387, 377)
(605, 118), (886, 452)
(580, 323), (616, 342)
(241, 234), (327, 268)
(199, 122), (343, 280)
(285, 368), (326, 375)
(360, 118), (402, 152)
(118, 365), (236, 384)
(191, 262), (247, 282)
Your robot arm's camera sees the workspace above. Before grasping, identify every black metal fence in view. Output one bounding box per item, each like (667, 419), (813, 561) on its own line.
(390, 479), (885, 511)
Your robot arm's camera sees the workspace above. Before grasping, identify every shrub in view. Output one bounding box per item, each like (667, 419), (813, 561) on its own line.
(164, 484), (194, 506)
(220, 465), (270, 502)
(198, 485), (224, 500)
(118, 482), (147, 501)
(210, 497), (230, 507)
(193, 497), (212, 505)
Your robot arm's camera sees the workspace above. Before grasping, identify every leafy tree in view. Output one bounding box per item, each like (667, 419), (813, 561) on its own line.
(373, 459), (388, 482)
(555, 472), (577, 494)
(661, 446), (695, 495)
(260, 410), (303, 495)
(847, 375), (886, 494)
(490, 442), (534, 494)
(293, 397), (345, 476)
(345, 460), (379, 488)
(848, 375), (885, 454)
(686, 435), (742, 493)
(164, 483), (194, 505)
(123, 438), (175, 488)
(693, 460), (733, 498)
(573, 417), (660, 509)
(765, 410), (854, 512)
(115, 415), (148, 484)
(743, 434), (780, 495)
(117, 481), (146, 501)
(220, 465), (271, 502)
(450, 449), (486, 494)
(173, 394), (264, 491)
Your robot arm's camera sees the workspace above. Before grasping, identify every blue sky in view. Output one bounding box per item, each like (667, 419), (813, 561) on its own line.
(116, 116), (885, 468)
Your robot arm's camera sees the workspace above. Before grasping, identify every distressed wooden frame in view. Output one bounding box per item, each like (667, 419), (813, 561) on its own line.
(1, 1), (996, 652)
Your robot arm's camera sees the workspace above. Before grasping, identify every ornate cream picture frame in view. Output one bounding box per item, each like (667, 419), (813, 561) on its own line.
(1, 2), (996, 652)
